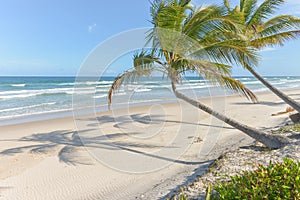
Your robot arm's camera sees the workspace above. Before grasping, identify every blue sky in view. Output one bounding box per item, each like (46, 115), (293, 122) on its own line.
(0, 0), (299, 76)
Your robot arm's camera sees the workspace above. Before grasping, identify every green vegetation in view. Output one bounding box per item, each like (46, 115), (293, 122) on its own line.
(212, 158), (300, 199)
(172, 158), (300, 200)
(272, 124), (300, 134)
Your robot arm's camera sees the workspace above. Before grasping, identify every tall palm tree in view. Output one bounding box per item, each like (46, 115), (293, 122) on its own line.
(108, 0), (289, 149)
(223, 0), (300, 113)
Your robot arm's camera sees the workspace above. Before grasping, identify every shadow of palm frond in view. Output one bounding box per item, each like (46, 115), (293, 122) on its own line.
(0, 110), (236, 166)
(84, 113), (234, 130)
(0, 127), (199, 166)
(232, 101), (285, 106)
(0, 130), (90, 165)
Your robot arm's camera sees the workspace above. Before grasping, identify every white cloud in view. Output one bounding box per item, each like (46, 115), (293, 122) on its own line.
(88, 23), (97, 33)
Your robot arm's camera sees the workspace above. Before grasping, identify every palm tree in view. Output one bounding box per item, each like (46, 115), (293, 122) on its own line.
(223, 0), (300, 113)
(108, 0), (289, 149)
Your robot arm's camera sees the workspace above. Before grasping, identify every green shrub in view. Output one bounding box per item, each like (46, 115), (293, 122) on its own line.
(212, 158), (300, 199)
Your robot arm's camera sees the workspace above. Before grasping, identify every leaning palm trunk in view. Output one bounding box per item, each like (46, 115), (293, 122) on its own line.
(171, 81), (290, 149)
(247, 67), (300, 113)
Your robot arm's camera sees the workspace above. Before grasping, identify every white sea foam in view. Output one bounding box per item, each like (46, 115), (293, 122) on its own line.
(71, 89), (96, 95)
(96, 89), (109, 92)
(188, 80), (207, 83)
(143, 81), (163, 84)
(242, 81), (261, 85)
(178, 84), (211, 90)
(84, 81), (114, 85)
(58, 80), (114, 86)
(0, 88), (74, 95)
(0, 108), (72, 120)
(93, 94), (107, 99)
(85, 81), (100, 85)
(57, 82), (75, 86)
(11, 84), (26, 87)
(115, 92), (127, 96)
(99, 81), (114, 84)
(283, 79), (300, 83)
(0, 102), (56, 113)
(0, 93), (38, 100)
(237, 78), (251, 81)
(134, 88), (152, 93)
(0, 87), (99, 99)
(145, 85), (170, 89)
(96, 85), (110, 88)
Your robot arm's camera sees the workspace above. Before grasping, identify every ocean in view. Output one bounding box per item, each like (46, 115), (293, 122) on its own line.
(0, 76), (300, 125)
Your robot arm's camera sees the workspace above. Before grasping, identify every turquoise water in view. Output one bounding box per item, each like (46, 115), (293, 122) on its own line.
(0, 76), (300, 124)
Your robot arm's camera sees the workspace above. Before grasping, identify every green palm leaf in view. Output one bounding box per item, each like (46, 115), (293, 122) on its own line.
(201, 39), (258, 67)
(224, 0), (230, 11)
(258, 15), (300, 37)
(108, 51), (167, 109)
(193, 67), (257, 102)
(175, 57), (233, 75)
(108, 68), (155, 109)
(240, 0), (257, 23)
(247, 0), (284, 26)
(251, 30), (300, 48)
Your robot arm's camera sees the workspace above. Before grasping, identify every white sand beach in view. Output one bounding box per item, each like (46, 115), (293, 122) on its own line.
(0, 90), (299, 200)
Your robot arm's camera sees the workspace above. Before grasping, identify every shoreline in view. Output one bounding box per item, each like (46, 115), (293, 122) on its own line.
(0, 89), (299, 199)
(1, 88), (299, 127)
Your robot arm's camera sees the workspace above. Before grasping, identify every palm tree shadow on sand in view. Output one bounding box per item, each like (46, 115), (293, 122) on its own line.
(84, 114), (234, 130)
(232, 101), (286, 107)
(0, 113), (229, 166)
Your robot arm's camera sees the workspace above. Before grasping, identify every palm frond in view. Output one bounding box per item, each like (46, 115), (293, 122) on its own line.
(200, 39), (259, 67)
(251, 30), (300, 48)
(184, 5), (243, 40)
(247, 0), (284, 26)
(150, 0), (166, 26)
(175, 57), (233, 75)
(107, 68), (155, 110)
(108, 51), (168, 109)
(258, 15), (300, 37)
(193, 68), (257, 102)
(147, 0), (193, 56)
(219, 75), (258, 102)
(224, 0), (231, 11)
(154, 2), (188, 31)
(133, 51), (155, 68)
(183, 5), (223, 36)
(240, 0), (257, 23)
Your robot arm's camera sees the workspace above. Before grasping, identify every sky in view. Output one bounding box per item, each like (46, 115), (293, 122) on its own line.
(0, 0), (299, 77)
